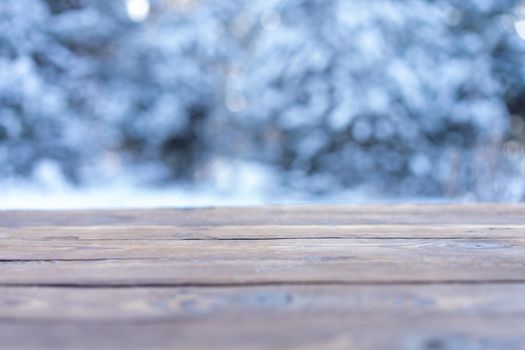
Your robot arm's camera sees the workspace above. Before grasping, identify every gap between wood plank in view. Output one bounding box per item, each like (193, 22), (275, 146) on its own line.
(2, 279), (525, 288)
(9, 236), (521, 241)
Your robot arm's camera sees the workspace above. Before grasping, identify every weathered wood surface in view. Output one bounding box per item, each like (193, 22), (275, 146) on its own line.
(1, 204), (525, 349)
(2, 204), (525, 226)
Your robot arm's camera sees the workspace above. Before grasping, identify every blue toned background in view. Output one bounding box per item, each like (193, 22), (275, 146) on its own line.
(2, 0), (525, 207)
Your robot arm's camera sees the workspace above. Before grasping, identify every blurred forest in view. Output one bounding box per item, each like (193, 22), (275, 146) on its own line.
(2, 0), (525, 201)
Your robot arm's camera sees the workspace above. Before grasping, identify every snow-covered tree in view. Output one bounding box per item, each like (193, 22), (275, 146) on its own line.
(0, 0), (230, 183)
(1, 0), (525, 200)
(227, 0), (525, 199)
(0, 0), (131, 181)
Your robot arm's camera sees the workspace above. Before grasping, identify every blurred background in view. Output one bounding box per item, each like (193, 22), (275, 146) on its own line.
(2, 0), (525, 208)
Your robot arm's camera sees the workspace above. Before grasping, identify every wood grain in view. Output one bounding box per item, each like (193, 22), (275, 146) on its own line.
(1, 284), (525, 322)
(1, 238), (524, 285)
(1, 205), (525, 349)
(2, 315), (524, 350)
(1, 285), (525, 350)
(2, 204), (525, 227)
(2, 224), (524, 240)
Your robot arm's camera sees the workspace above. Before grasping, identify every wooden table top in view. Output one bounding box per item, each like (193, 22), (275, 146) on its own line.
(1, 204), (525, 349)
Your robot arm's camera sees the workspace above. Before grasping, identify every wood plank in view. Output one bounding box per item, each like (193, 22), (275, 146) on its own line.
(1, 237), (523, 261)
(2, 206), (525, 349)
(2, 224), (524, 240)
(2, 204), (525, 227)
(0, 285), (524, 349)
(1, 284), (524, 322)
(0, 237), (524, 285)
(1, 313), (524, 349)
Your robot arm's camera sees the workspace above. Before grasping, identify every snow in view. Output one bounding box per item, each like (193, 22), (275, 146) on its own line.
(1, 0), (525, 204)
(0, 178), (455, 210)
(126, 0), (151, 22)
(0, 183), (264, 210)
